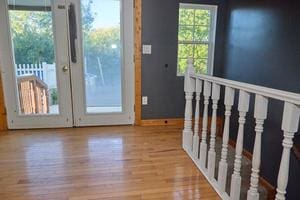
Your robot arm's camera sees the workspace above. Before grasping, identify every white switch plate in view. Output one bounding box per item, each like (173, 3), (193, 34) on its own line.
(142, 96), (148, 105)
(142, 45), (152, 54)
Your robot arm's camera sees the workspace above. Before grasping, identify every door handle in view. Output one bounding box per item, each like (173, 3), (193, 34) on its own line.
(62, 65), (69, 72)
(68, 3), (77, 63)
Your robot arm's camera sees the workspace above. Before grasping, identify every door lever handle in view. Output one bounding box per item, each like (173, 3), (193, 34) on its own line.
(62, 65), (69, 72)
(68, 3), (77, 63)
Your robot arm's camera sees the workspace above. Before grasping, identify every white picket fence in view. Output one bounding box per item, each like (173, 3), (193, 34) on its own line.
(15, 62), (57, 89)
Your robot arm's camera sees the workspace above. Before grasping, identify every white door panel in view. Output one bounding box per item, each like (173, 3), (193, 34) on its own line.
(69, 0), (134, 126)
(0, 0), (73, 129)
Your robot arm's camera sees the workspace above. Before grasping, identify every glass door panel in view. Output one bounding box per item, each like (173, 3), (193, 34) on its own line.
(81, 0), (122, 114)
(70, 0), (134, 126)
(8, 1), (59, 115)
(0, 0), (73, 129)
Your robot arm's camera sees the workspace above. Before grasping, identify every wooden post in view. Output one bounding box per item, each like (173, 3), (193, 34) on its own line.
(193, 79), (203, 158)
(208, 83), (220, 179)
(247, 95), (268, 200)
(275, 102), (300, 200)
(230, 90), (250, 200)
(199, 80), (211, 168)
(134, 0), (142, 125)
(182, 58), (195, 152)
(218, 86), (235, 192)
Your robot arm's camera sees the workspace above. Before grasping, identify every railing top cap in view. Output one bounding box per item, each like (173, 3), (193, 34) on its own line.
(190, 73), (300, 105)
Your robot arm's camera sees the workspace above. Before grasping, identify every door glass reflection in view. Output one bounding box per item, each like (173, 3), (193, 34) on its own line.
(8, 0), (60, 115)
(81, 0), (122, 113)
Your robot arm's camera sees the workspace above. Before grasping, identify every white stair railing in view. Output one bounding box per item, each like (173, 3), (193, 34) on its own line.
(182, 58), (300, 200)
(218, 86), (235, 192)
(247, 95), (268, 200)
(199, 80), (211, 168)
(230, 90), (250, 200)
(193, 79), (202, 158)
(208, 83), (220, 179)
(182, 60), (195, 151)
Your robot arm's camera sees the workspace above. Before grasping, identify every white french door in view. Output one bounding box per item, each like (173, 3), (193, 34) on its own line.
(69, 0), (134, 126)
(0, 0), (134, 129)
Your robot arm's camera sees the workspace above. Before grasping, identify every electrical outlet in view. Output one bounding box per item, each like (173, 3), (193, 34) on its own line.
(142, 96), (148, 105)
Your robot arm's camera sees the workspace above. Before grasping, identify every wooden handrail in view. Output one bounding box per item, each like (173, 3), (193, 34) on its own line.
(17, 74), (48, 89)
(191, 73), (300, 105)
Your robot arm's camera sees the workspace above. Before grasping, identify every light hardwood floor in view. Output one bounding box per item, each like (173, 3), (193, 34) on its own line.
(0, 126), (220, 200)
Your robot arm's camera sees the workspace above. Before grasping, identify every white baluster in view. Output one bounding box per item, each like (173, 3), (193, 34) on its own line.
(199, 81), (211, 168)
(218, 86), (235, 192)
(275, 102), (300, 200)
(247, 95), (269, 200)
(26, 64), (29, 74)
(182, 58), (195, 152)
(30, 64), (33, 74)
(208, 83), (220, 179)
(230, 90), (250, 200)
(193, 79), (203, 158)
(22, 64), (26, 75)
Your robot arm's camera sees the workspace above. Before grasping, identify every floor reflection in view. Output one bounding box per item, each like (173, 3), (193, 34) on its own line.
(24, 138), (65, 195)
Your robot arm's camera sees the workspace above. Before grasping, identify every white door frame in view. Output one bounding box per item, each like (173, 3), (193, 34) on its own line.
(0, 0), (73, 129)
(68, 0), (135, 126)
(0, 0), (135, 129)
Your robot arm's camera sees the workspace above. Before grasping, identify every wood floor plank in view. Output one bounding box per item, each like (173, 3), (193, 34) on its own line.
(0, 126), (220, 200)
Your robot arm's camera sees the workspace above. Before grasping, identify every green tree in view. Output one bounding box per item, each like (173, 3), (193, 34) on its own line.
(9, 0), (95, 65)
(81, 1), (121, 85)
(10, 10), (54, 64)
(82, 0), (95, 33)
(10, 0), (121, 85)
(178, 8), (210, 74)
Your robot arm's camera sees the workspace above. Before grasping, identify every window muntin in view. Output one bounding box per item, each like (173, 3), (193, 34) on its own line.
(177, 4), (217, 75)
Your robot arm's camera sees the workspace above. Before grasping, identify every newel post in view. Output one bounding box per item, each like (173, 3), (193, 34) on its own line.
(230, 90), (250, 200)
(275, 102), (300, 200)
(182, 58), (195, 152)
(247, 95), (269, 200)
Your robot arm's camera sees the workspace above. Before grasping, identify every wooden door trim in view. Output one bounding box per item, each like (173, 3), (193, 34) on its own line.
(134, 0), (142, 125)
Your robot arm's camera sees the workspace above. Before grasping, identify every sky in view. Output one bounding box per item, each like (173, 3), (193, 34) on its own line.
(8, 0), (120, 28)
(84, 0), (120, 28)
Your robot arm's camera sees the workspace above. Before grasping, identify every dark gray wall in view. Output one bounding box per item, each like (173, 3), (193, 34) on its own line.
(141, 1), (300, 198)
(141, 0), (227, 119)
(223, 0), (300, 199)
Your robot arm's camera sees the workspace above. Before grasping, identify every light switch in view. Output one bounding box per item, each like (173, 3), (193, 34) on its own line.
(142, 45), (152, 55)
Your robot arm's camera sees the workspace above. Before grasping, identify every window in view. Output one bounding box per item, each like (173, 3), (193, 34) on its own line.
(177, 4), (217, 75)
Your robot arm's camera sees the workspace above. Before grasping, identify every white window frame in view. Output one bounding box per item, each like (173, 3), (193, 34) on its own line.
(177, 3), (218, 76)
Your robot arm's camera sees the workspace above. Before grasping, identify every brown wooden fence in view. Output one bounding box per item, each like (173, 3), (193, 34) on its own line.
(17, 75), (49, 115)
